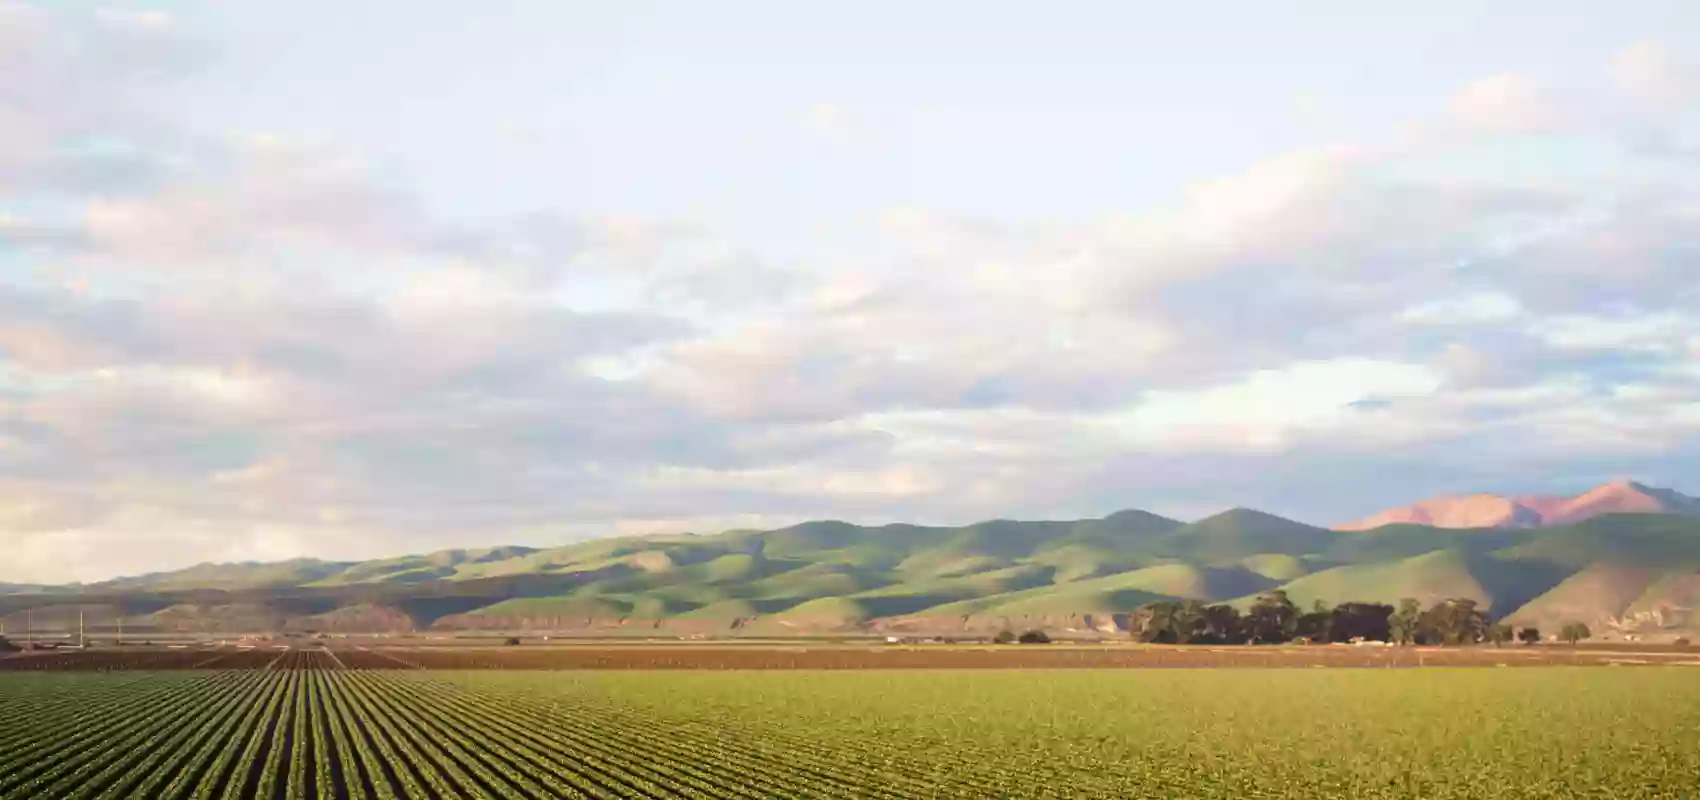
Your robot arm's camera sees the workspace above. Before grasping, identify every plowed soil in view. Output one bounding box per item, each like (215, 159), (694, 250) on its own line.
(6, 643), (1696, 671)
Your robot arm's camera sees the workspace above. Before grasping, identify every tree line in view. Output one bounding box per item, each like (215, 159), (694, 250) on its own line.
(1129, 591), (1592, 646)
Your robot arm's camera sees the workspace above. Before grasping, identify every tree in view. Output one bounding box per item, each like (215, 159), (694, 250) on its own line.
(1291, 598), (1333, 643)
(0, 635), (15, 653)
(1244, 590), (1298, 644)
(1420, 598), (1488, 645)
(1486, 624), (1513, 647)
(1133, 601), (1183, 644)
(1174, 600), (1210, 644)
(503, 637), (522, 646)
(1294, 608), (1332, 643)
(993, 629), (1017, 645)
(1389, 598), (1422, 645)
(1199, 604), (1244, 644)
(1517, 627), (1542, 645)
(1017, 630), (1051, 644)
(1559, 623), (1592, 645)
(1328, 602), (1394, 643)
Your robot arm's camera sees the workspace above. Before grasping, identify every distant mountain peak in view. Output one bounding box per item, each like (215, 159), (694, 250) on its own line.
(1338, 480), (1700, 531)
(1209, 507), (1286, 521)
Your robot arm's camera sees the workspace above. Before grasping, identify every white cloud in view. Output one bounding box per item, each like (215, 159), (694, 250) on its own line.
(93, 8), (175, 32)
(805, 102), (850, 134)
(5, 6), (1700, 581)
(1529, 312), (1694, 352)
(1611, 41), (1699, 108)
(1106, 359), (1443, 453)
(1445, 73), (1564, 135)
(1398, 291), (1526, 325)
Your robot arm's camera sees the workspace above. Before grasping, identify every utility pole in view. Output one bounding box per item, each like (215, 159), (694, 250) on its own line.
(25, 609), (31, 649)
(79, 610), (86, 650)
(117, 615), (123, 647)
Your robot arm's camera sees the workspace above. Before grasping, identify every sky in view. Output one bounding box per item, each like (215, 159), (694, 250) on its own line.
(2, 1), (1699, 583)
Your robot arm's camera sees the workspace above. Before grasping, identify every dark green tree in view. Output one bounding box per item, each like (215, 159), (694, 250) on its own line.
(1421, 601), (1489, 645)
(1559, 623), (1592, 645)
(1294, 606), (1333, 643)
(1327, 602), (1394, 642)
(1422, 598), (1489, 645)
(1200, 604), (1244, 644)
(1517, 627), (1542, 644)
(1174, 600), (1210, 644)
(1133, 601), (1183, 644)
(1486, 624), (1513, 647)
(1389, 598), (1422, 645)
(1017, 630), (1051, 644)
(993, 629), (1017, 644)
(1244, 590), (1298, 643)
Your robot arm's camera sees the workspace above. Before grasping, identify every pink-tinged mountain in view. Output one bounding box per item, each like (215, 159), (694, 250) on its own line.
(1336, 480), (1700, 531)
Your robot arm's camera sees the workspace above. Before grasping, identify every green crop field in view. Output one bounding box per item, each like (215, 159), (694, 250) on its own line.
(2, 666), (1698, 798)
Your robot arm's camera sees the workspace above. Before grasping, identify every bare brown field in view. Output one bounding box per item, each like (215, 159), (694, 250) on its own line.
(5, 642), (1697, 670)
(0, 648), (283, 671)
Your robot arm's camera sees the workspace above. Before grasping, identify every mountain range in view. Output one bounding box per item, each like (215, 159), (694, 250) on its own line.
(1337, 479), (1700, 530)
(3, 481), (1698, 640)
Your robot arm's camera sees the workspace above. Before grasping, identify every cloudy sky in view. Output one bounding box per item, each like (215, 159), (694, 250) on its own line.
(3, 1), (1699, 583)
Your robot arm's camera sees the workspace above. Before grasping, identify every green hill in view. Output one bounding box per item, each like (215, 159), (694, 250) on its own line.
(1499, 563), (1672, 633)
(8, 508), (1697, 637)
(1254, 549), (1491, 609)
(1239, 554), (1311, 581)
(1491, 515), (1700, 569)
(1149, 509), (1342, 563)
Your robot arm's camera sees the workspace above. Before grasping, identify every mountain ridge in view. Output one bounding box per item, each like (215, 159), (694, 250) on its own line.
(3, 481), (1698, 640)
(1335, 480), (1700, 531)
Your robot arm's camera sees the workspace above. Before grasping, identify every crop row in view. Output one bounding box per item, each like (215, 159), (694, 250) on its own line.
(4, 665), (1700, 797)
(0, 665), (969, 798)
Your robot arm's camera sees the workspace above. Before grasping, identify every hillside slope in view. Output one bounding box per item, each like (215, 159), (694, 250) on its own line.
(5, 505), (1699, 639)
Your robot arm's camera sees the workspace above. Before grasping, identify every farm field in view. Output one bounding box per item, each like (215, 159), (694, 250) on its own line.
(1, 660), (1699, 798)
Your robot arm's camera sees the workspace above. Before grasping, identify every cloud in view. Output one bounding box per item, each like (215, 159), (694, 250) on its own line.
(1611, 41), (1699, 108)
(0, 1), (204, 194)
(3, 6), (1700, 581)
(805, 102), (850, 134)
(1444, 73), (1566, 135)
(75, 138), (429, 263)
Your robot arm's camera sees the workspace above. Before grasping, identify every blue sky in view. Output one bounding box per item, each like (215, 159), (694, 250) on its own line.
(2, 1), (1699, 582)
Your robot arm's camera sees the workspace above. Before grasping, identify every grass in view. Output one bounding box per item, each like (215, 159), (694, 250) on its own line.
(1260, 548), (1489, 609)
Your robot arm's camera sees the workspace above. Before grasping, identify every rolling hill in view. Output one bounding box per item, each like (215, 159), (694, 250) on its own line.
(3, 481), (1698, 639)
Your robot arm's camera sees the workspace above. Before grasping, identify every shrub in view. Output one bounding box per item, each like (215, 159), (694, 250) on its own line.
(1017, 630), (1051, 644)
(993, 630), (1017, 645)
(503, 637), (522, 646)
(1675, 637), (1691, 648)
